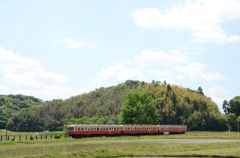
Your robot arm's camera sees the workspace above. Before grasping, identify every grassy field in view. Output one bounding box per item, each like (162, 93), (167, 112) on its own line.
(1, 132), (240, 158)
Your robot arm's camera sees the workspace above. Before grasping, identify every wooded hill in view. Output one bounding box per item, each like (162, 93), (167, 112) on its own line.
(2, 80), (228, 132)
(0, 94), (42, 129)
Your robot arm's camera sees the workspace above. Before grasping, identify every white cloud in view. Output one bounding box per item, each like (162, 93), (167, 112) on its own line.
(137, 49), (188, 64)
(205, 86), (230, 110)
(135, 49), (224, 82)
(0, 47), (84, 100)
(94, 48), (224, 87)
(93, 64), (143, 86)
(202, 72), (225, 81)
(150, 69), (172, 78)
(176, 62), (224, 81)
(205, 86), (228, 95)
(132, 0), (240, 43)
(63, 37), (94, 48)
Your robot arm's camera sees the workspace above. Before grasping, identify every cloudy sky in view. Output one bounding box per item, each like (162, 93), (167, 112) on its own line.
(0, 0), (240, 110)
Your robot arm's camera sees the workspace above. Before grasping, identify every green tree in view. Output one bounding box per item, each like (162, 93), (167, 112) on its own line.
(223, 97), (240, 117)
(237, 116), (240, 132)
(119, 90), (158, 125)
(222, 100), (229, 114)
(226, 113), (236, 132)
(197, 86), (204, 95)
(229, 97), (240, 116)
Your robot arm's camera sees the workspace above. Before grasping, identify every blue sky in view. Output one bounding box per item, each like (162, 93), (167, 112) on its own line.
(0, 0), (240, 110)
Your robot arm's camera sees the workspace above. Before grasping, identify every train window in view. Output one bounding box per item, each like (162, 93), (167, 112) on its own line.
(68, 127), (74, 131)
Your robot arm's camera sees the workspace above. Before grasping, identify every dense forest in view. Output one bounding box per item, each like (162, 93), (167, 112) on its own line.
(0, 95), (42, 129)
(1, 80), (240, 132)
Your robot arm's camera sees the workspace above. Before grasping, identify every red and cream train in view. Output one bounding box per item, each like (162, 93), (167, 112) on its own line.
(67, 124), (187, 137)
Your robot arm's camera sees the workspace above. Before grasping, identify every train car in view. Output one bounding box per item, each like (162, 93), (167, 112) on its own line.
(67, 124), (187, 137)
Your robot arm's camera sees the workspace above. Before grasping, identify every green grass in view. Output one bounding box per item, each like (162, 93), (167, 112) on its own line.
(0, 129), (65, 141)
(0, 129), (64, 136)
(0, 129), (40, 135)
(1, 132), (240, 158)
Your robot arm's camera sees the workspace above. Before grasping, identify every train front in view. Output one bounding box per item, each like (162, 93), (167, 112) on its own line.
(66, 125), (75, 137)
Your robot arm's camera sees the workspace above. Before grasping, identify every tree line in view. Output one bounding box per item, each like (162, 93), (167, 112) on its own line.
(1, 80), (240, 132)
(223, 96), (240, 131)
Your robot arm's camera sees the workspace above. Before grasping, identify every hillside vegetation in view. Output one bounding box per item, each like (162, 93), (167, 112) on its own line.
(3, 80), (228, 132)
(0, 94), (42, 129)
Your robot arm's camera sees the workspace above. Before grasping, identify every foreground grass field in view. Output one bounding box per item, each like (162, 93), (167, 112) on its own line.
(1, 132), (240, 158)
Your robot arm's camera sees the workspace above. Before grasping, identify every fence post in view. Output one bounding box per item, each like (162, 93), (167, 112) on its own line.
(13, 136), (15, 141)
(36, 135), (38, 140)
(0, 136), (2, 142)
(7, 135), (9, 141)
(26, 135), (27, 140)
(19, 135), (21, 141)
